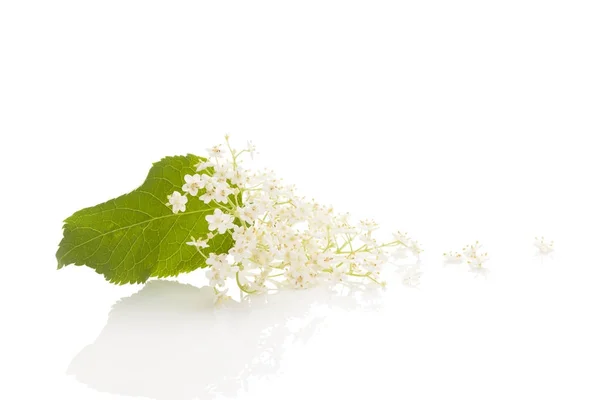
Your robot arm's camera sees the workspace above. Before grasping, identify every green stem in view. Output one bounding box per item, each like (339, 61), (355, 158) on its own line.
(236, 271), (256, 294)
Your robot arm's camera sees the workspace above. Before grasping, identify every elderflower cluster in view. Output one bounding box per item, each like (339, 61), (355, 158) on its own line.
(166, 136), (420, 301)
(443, 241), (489, 269)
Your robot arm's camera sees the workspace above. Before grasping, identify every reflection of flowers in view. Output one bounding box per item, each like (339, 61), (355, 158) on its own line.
(67, 280), (380, 400)
(402, 265), (422, 288)
(468, 264), (491, 279)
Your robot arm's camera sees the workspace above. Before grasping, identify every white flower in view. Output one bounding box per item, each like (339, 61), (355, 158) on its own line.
(315, 251), (336, 269)
(534, 236), (554, 254)
(462, 241), (482, 258)
(205, 253), (237, 287)
(391, 232), (422, 259)
(166, 191), (188, 214)
(262, 178), (283, 197)
(206, 267), (225, 287)
(213, 161), (235, 181)
(286, 265), (315, 289)
(359, 232), (377, 247)
(207, 144), (225, 158)
(199, 186), (216, 204)
(206, 253), (230, 270)
(230, 167), (248, 186)
(206, 209), (235, 234)
(443, 251), (463, 263)
(195, 161), (214, 172)
(213, 181), (234, 203)
(186, 236), (208, 249)
(392, 231), (411, 245)
(467, 254), (489, 268)
(229, 243), (252, 263)
(460, 241), (489, 268)
(236, 204), (261, 224)
(182, 174), (203, 196)
(359, 219), (379, 232)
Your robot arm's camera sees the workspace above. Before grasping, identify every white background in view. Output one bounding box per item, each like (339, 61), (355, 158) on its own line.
(1, 1), (599, 399)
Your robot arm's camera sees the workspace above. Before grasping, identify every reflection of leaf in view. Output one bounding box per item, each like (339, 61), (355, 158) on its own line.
(56, 155), (234, 284)
(68, 280), (381, 399)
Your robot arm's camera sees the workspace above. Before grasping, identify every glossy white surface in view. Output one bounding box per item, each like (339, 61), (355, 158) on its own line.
(1, 1), (600, 399)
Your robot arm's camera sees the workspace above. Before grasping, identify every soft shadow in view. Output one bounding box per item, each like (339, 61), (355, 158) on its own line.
(67, 280), (380, 400)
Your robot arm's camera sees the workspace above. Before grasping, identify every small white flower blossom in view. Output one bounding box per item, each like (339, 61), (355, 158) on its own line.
(534, 236), (554, 254)
(195, 161), (214, 172)
(182, 174), (203, 196)
(186, 236), (208, 249)
(166, 191), (188, 214)
(462, 241), (483, 259)
(467, 253), (489, 268)
(206, 267), (225, 287)
(199, 187), (216, 204)
(207, 144), (225, 158)
(236, 204), (260, 224)
(229, 243), (252, 263)
(206, 253), (230, 270)
(213, 181), (234, 203)
(390, 231), (422, 260)
(359, 219), (379, 232)
(205, 209), (235, 234)
(443, 251), (463, 263)
(392, 231), (411, 245)
(359, 232), (377, 247)
(462, 241), (488, 268)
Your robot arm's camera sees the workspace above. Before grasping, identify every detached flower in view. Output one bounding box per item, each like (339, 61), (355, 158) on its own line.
(186, 236), (209, 250)
(467, 252), (489, 268)
(534, 236), (554, 255)
(443, 251), (463, 263)
(463, 241), (488, 268)
(462, 241), (482, 259)
(166, 191), (188, 214)
(444, 241), (489, 268)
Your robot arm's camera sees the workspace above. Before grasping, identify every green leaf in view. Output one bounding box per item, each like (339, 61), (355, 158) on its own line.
(56, 154), (234, 284)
